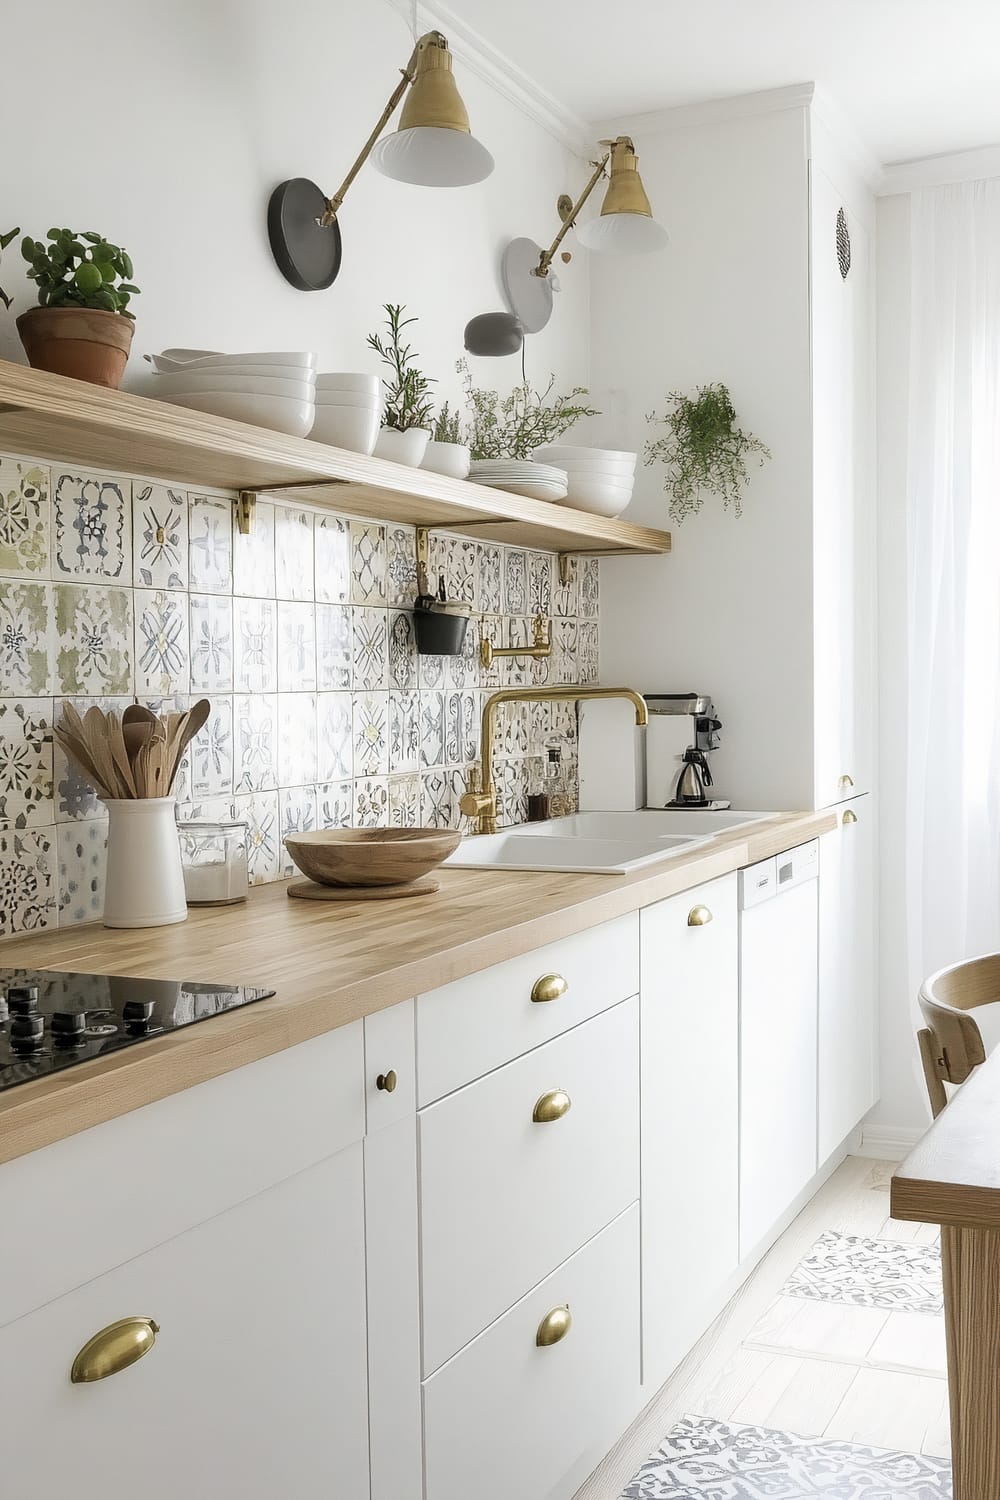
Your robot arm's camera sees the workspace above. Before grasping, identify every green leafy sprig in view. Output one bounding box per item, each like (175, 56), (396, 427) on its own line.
(457, 359), (599, 461)
(14, 228), (139, 317)
(366, 303), (435, 432)
(644, 383), (770, 522)
(0, 227), (19, 311)
(432, 400), (463, 445)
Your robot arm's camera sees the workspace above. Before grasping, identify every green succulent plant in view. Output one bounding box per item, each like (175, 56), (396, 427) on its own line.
(366, 303), (435, 432)
(644, 383), (770, 522)
(0, 227), (20, 311)
(14, 228), (140, 317)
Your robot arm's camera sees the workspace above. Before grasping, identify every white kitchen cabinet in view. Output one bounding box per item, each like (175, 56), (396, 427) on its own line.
(818, 794), (877, 1159)
(639, 873), (740, 1391)
(0, 1148), (370, 1500)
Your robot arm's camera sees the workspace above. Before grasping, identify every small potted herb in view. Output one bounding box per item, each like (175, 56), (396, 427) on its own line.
(458, 358), (599, 460)
(1, 227), (140, 389)
(421, 400), (470, 480)
(367, 303), (435, 467)
(644, 383), (770, 522)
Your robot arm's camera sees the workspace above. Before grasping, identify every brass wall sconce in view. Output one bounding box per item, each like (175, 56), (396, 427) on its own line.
(268, 30), (494, 291)
(480, 615), (551, 670)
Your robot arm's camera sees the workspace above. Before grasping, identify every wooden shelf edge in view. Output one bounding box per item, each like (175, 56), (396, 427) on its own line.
(0, 359), (671, 559)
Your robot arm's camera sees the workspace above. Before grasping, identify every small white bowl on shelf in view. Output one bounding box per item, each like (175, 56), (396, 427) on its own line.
(316, 372), (382, 395)
(310, 404), (381, 454)
(557, 475), (634, 517)
(151, 371), (316, 400)
(532, 443), (637, 469)
(163, 389), (315, 437)
(373, 427), (432, 466)
(314, 389), (383, 410)
(421, 441), (471, 480)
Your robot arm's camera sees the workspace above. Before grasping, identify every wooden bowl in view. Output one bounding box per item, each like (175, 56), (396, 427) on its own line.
(283, 827), (461, 888)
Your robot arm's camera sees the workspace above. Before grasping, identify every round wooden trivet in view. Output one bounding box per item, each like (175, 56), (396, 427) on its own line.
(287, 877), (440, 901)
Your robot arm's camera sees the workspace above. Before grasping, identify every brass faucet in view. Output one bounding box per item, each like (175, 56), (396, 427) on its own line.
(459, 685), (649, 836)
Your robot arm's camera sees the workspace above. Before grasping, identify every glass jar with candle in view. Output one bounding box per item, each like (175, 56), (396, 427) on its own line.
(177, 820), (249, 906)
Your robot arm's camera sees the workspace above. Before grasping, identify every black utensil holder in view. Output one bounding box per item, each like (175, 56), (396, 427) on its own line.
(414, 609), (469, 657)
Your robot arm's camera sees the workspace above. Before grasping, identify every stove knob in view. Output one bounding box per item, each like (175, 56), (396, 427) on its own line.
(123, 999), (155, 1033)
(51, 1011), (87, 1047)
(7, 985), (39, 1015)
(10, 1013), (44, 1055)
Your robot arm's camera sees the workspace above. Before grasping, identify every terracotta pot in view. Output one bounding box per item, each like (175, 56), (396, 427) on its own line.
(16, 306), (135, 389)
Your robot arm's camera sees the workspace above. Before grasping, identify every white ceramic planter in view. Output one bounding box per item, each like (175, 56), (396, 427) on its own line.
(102, 797), (188, 928)
(373, 426), (431, 467)
(421, 441), (471, 480)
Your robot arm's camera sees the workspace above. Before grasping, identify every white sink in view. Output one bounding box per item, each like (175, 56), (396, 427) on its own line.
(521, 810), (776, 840)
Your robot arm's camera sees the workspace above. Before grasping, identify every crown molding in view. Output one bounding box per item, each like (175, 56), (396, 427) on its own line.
(381, 0), (591, 155)
(810, 87), (884, 194)
(593, 82), (816, 141)
(880, 143), (1000, 195)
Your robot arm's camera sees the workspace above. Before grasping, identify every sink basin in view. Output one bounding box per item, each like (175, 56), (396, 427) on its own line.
(520, 810), (776, 840)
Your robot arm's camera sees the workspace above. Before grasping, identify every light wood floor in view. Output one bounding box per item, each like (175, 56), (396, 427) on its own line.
(575, 1156), (949, 1499)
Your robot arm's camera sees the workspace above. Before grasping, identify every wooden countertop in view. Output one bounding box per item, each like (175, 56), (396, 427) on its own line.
(892, 1047), (1000, 1229)
(0, 810), (834, 1165)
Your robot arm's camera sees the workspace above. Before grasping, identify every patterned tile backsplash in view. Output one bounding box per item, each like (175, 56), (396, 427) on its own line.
(0, 453), (600, 936)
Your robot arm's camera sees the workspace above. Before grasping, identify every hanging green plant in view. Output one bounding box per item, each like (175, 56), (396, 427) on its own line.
(644, 383), (770, 522)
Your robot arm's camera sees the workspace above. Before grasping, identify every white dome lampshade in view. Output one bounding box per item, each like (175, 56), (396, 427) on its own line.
(371, 32), (494, 187)
(576, 138), (668, 254)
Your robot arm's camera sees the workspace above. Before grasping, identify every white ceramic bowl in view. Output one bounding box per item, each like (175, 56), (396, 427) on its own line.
(421, 441), (471, 480)
(533, 444), (637, 468)
(310, 404), (381, 454)
(561, 475), (634, 515)
(152, 372), (316, 399)
(316, 372), (382, 395)
(542, 455), (635, 478)
(154, 349), (317, 370)
(373, 427), (431, 466)
(163, 390), (315, 437)
(156, 361), (319, 381)
(314, 390), (383, 409)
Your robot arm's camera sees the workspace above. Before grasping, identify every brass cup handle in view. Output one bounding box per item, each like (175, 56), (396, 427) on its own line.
(376, 1069), (398, 1093)
(533, 1088), (572, 1123)
(71, 1317), (160, 1384)
(531, 972), (568, 1004)
(687, 905), (713, 927)
(536, 1305), (572, 1347)
(842, 809), (858, 826)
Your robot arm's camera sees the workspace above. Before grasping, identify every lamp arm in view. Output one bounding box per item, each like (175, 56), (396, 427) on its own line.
(320, 41), (422, 227)
(534, 152), (611, 278)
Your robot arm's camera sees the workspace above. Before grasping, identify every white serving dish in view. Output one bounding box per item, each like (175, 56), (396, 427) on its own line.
(163, 390), (315, 436)
(154, 348), (317, 370)
(533, 444), (637, 467)
(316, 372), (382, 394)
(151, 372), (316, 399)
(476, 478), (569, 502)
(421, 441), (471, 479)
(310, 404), (381, 454)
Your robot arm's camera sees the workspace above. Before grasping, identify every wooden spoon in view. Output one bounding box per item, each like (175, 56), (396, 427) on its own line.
(167, 699), (211, 791)
(122, 703), (160, 762)
(106, 710), (137, 798)
(53, 724), (114, 799)
(82, 706), (128, 800)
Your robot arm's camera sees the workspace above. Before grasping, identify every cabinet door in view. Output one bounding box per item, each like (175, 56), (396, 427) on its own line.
(0, 1148), (370, 1500)
(639, 874), (739, 1392)
(818, 795), (876, 1159)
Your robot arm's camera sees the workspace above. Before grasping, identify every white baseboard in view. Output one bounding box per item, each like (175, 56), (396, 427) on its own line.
(854, 1123), (926, 1161)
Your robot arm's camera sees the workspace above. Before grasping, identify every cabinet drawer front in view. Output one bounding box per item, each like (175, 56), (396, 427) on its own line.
(416, 913), (638, 1104)
(364, 998), (416, 1132)
(423, 1205), (640, 1500)
(0, 1022), (365, 1329)
(419, 997), (638, 1375)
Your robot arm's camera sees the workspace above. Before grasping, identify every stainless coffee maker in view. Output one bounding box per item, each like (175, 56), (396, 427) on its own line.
(644, 694), (725, 809)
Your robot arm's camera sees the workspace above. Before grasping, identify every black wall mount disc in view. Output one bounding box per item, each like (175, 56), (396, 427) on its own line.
(267, 178), (342, 291)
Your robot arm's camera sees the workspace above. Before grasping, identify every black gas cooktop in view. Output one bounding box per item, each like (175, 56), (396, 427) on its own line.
(0, 969), (275, 1093)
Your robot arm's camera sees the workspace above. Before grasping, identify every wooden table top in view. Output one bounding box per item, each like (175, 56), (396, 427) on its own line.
(0, 809), (834, 1166)
(892, 1047), (1000, 1229)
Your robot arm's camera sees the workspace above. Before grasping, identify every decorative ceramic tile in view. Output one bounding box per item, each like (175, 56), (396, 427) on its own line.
(232, 498), (275, 598)
(528, 700), (550, 756)
(550, 698), (578, 745)
(478, 616), (502, 689)
(234, 597), (277, 692)
(444, 690), (463, 765)
(351, 522), (387, 605)
(419, 691), (445, 768)
(316, 693), (353, 782)
(277, 694), (317, 786)
(189, 594), (234, 693)
(353, 691), (389, 777)
(436, 536), (477, 608)
(233, 693), (278, 792)
(274, 506), (315, 601)
(420, 768), (459, 829)
(316, 780), (353, 829)
(183, 796), (239, 825)
(1, 581), (52, 694)
(53, 468), (130, 581)
(462, 690), (481, 764)
(134, 589), (189, 695)
(314, 515), (351, 604)
(352, 608), (388, 690)
(619, 1416), (952, 1500)
(132, 483), (188, 589)
(386, 524), (417, 608)
(783, 1232), (944, 1315)
(189, 697), (234, 799)
(446, 616), (479, 690)
(0, 698), (53, 829)
(354, 776), (389, 828)
(279, 785), (318, 874)
(233, 790), (280, 884)
(553, 558), (578, 618)
(478, 543), (503, 615)
(494, 699), (529, 760)
(0, 828), (56, 936)
(50, 695), (129, 822)
(498, 762), (528, 828)
(54, 584), (131, 695)
(389, 691), (420, 773)
(57, 819), (108, 926)
(578, 620), (599, 684)
(317, 603), (352, 690)
(553, 618), (579, 685)
(501, 618), (530, 688)
(417, 647), (446, 690)
(503, 549), (527, 615)
(0, 457), (49, 577)
(579, 556), (600, 619)
(389, 774), (420, 828)
(188, 494), (233, 594)
(528, 552), (552, 618)
(277, 602), (317, 692)
(388, 610), (417, 690)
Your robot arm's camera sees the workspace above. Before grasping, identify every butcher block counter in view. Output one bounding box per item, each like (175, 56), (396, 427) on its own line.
(0, 809), (832, 1165)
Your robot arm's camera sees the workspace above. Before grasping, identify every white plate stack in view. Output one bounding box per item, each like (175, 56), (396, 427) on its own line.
(311, 374), (383, 455)
(468, 459), (568, 502)
(531, 445), (637, 517)
(145, 349), (317, 437)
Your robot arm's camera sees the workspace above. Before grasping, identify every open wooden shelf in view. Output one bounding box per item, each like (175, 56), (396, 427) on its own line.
(0, 360), (671, 559)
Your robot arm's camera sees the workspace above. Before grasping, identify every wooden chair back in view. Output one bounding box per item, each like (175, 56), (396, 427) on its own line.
(917, 954), (1000, 1117)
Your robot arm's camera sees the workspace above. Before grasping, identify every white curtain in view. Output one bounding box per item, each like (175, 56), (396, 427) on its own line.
(906, 178), (1000, 1001)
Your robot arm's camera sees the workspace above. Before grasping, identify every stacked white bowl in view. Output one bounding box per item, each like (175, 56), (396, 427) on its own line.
(311, 374), (383, 455)
(531, 444), (637, 517)
(146, 350), (317, 437)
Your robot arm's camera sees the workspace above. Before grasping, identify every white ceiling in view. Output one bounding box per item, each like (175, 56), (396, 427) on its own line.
(451, 0), (1000, 166)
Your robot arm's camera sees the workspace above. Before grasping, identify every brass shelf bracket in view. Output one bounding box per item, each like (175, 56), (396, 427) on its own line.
(233, 476), (349, 536)
(235, 491), (256, 537)
(558, 554), (577, 587)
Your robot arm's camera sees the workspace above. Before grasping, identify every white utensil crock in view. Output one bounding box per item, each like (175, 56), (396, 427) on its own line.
(373, 426), (431, 466)
(102, 797), (188, 928)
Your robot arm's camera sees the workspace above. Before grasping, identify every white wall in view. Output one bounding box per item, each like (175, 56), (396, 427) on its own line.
(0, 0), (589, 410)
(590, 106), (815, 810)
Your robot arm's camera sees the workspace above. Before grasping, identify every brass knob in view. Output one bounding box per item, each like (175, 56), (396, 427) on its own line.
(536, 1305), (572, 1347)
(533, 1088), (571, 1123)
(839, 773), (854, 789)
(479, 637), (495, 670)
(531, 973), (568, 1004)
(687, 905), (713, 927)
(842, 809), (858, 826)
(376, 1069), (398, 1093)
(71, 1317), (160, 1384)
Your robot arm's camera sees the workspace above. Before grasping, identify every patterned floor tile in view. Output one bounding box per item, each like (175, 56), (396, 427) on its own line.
(233, 790), (281, 884)
(0, 457), (49, 577)
(351, 522), (387, 605)
(1, 580), (53, 694)
(277, 694), (318, 786)
(233, 694), (278, 792)
(56, 819), (108, 926)
(317, 780), (353, 829)
(386, 523), (417, 608)
(234, 597), (277, 693)
(315, 515), (351, 604)
(317, 693), (353, 782)
(275, 506), (315, 601)
(354, 776), (388, 827)
(52, 468), (131, 582)
(188, 493), (233, 594)
(353, 691), (389, 777)
(189, 698), (234, 799)
(132, 483), (188, 589)
(782, 1232), (944, 1316)
(277, 601), (317, 692)
(389, 773), (420, 827)
(353, 607), (388, 690)
(232, 498), (275, 598)
(189, 594), (234, 693)
(317, 603), (352, 690)
(279, 785), (318, 873)
(0, 827), (56, 936)
(388, 609), (417, 690)
(54, 583), (132, 695)
(0, 698), (53, 828)
(134, 589), (190, 695)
